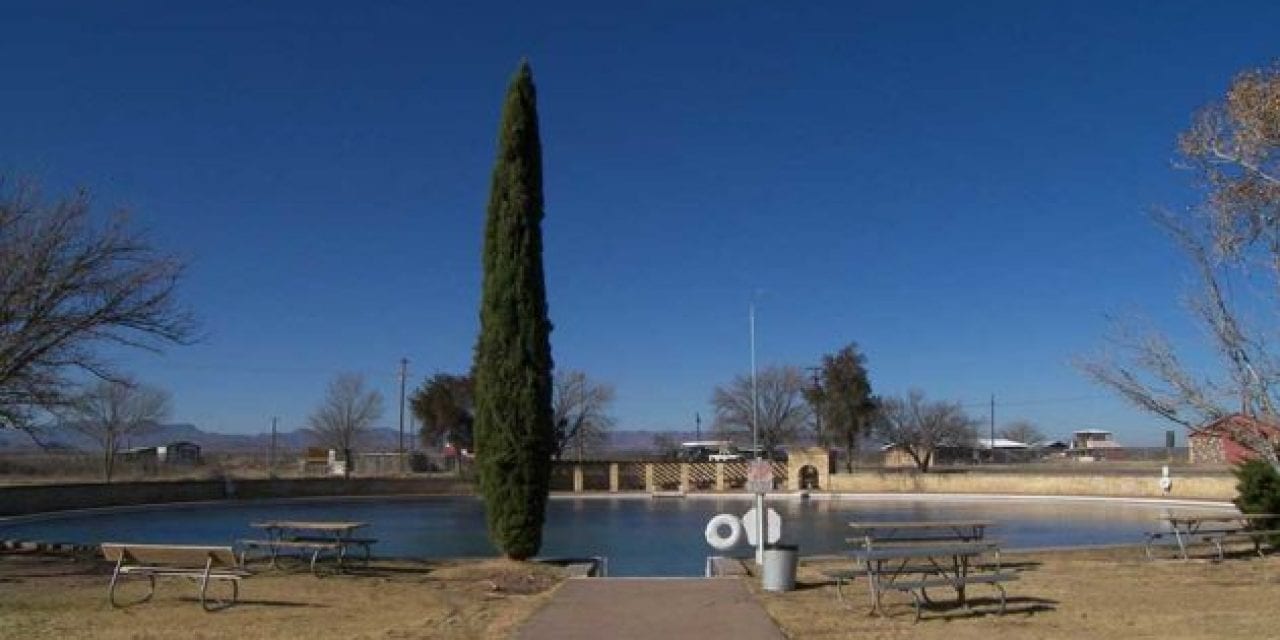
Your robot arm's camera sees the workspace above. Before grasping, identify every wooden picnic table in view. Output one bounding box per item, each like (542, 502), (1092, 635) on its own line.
(1157, 513), (1280, 560)
(246, 521), (370, 573)
(848, 541), (1012, 620)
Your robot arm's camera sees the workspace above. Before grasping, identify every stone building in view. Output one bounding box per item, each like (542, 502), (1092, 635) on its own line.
(1188, 414), (1280, 465)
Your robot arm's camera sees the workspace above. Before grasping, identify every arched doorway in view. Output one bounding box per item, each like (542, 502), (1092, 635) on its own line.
(798, 464), (820, 490)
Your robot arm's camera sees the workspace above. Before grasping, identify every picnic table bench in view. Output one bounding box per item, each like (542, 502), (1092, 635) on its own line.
(825, 520), (1015, 622)
(101, 543), (249, 611)
(288, 535), (378, 562)
(824, 520), (996, 601)
(850, 541), (1016, 622)
(237, 538), (341, 574)
(1144, 513), (1280, 561)
(239, 520), (374, 575)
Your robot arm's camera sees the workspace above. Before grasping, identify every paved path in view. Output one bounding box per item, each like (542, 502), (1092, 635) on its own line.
(516, 578), (786, 640)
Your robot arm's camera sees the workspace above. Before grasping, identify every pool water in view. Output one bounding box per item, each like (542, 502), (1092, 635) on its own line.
(0, 495), (1233, 576)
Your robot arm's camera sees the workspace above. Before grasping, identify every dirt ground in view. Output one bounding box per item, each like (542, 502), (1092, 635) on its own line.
(749, 546), (1280, 639)
(0, 553), (563, 640)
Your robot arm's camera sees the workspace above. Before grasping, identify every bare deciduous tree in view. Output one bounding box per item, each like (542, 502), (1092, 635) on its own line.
(874, 390), (976, 472)
(307, 373), (384, 477)
(552, 370), (615, 461)
(1079, 65), (1280, 472)
(712, 365), (812, 455)
(66, 378), (171, 482)
(999, 420), (1046, 446)
(0, 180), (194, 434)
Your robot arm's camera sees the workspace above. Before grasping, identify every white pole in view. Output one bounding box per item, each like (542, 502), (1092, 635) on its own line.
(750, 301), (765, 565)
(750, 302), (758, 452)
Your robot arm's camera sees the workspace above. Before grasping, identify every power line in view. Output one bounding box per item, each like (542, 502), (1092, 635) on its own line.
(126, 361), (415, 378)
(958, 394), (1109, 409)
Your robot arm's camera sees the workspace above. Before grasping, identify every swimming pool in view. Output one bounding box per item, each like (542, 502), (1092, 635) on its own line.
(0, 494), (1235, 576)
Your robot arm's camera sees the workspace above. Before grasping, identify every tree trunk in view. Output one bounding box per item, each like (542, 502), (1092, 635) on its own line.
(844, 434), (856, 473)
(103, 431), (115, 483)
(913, 449), (932, 473)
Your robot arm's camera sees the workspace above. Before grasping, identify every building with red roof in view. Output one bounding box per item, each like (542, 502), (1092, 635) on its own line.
(1188, 414), (1280, 464)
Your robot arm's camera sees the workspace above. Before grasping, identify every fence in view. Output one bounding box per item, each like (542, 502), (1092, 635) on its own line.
(550, 460), (789, 493)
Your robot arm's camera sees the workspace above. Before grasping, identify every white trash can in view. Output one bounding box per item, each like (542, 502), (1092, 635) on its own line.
(762, 544), (799, 592)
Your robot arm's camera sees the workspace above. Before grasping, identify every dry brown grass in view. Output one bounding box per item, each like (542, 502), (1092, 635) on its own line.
(0, 553), (563, 640)
(748, 546), (1280, 639)
(9, 547), (1280, 639)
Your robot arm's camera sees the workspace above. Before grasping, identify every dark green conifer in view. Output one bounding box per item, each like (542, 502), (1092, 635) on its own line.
(472, 60), (555, 560)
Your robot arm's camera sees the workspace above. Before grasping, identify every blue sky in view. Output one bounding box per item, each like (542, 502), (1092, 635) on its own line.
(4, 1), (1279, 444)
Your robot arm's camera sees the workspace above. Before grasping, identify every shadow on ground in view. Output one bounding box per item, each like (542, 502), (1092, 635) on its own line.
(909, 595), (1059, 621)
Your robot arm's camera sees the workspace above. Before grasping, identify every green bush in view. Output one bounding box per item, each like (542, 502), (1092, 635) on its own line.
(1233, 459), (1280, 535)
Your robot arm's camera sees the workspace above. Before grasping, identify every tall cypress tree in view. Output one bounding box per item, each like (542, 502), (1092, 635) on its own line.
(472, 60), (555, 560)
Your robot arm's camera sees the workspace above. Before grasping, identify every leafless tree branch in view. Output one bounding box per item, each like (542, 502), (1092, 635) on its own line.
(552, 370), (614, 461)
(1083, 65), (1280, 472)
(64, 377), (171, 482)
(712, 365), (813, 454)
(0, 179), (195, 434)
(307, 373), (384, 477)
(873, 390), (976, 472)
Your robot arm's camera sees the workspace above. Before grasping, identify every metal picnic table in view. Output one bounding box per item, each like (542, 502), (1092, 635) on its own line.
(848, 540), (1005, 617)
(847, 520), (993, 546)
(248, 520), (369, 572)
(1157, 513), (1280, 560)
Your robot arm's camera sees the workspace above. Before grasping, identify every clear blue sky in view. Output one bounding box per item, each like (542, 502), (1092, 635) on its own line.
(4, 1), (1278, 444)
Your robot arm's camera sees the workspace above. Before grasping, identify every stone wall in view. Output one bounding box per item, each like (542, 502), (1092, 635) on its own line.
(826, 469), (1236, 500)
(0, 476), (472, 517)
(787, 448), (830, 490)
(1189, 434), (1226, 465)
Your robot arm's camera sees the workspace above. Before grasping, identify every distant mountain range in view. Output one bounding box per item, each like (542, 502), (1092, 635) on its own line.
(0, 423), (704, 454)
(0, 422), (404, 453)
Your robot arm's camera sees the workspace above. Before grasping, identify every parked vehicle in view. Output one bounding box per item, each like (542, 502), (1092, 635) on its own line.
(679, 440), (742, 462)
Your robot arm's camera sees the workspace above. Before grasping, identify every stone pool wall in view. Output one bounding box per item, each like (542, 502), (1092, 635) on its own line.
(0, 476), (472, 517)
(0, 468), (1239, 517)
(825, 469), (1236, 500)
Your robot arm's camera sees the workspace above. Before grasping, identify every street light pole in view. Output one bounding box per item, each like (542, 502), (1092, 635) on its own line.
(750, 302), (759, 457)
(750, 300), (764, 565)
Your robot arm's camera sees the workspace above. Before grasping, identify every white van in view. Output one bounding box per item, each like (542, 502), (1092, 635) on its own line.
(679, 440), (742, 462)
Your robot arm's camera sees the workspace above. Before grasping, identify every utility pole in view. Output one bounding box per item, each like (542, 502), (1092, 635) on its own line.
(269, 416), (278, 478)
(398, 357), (409, 475)
(695, 412), (702, 440)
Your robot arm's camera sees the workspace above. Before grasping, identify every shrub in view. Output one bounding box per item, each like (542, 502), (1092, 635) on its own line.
(473, 61), (555, 560)
(1233, 460), (1280, 536)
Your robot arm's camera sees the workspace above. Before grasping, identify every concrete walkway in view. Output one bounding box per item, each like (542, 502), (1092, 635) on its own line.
(516, 578), (785, 640)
